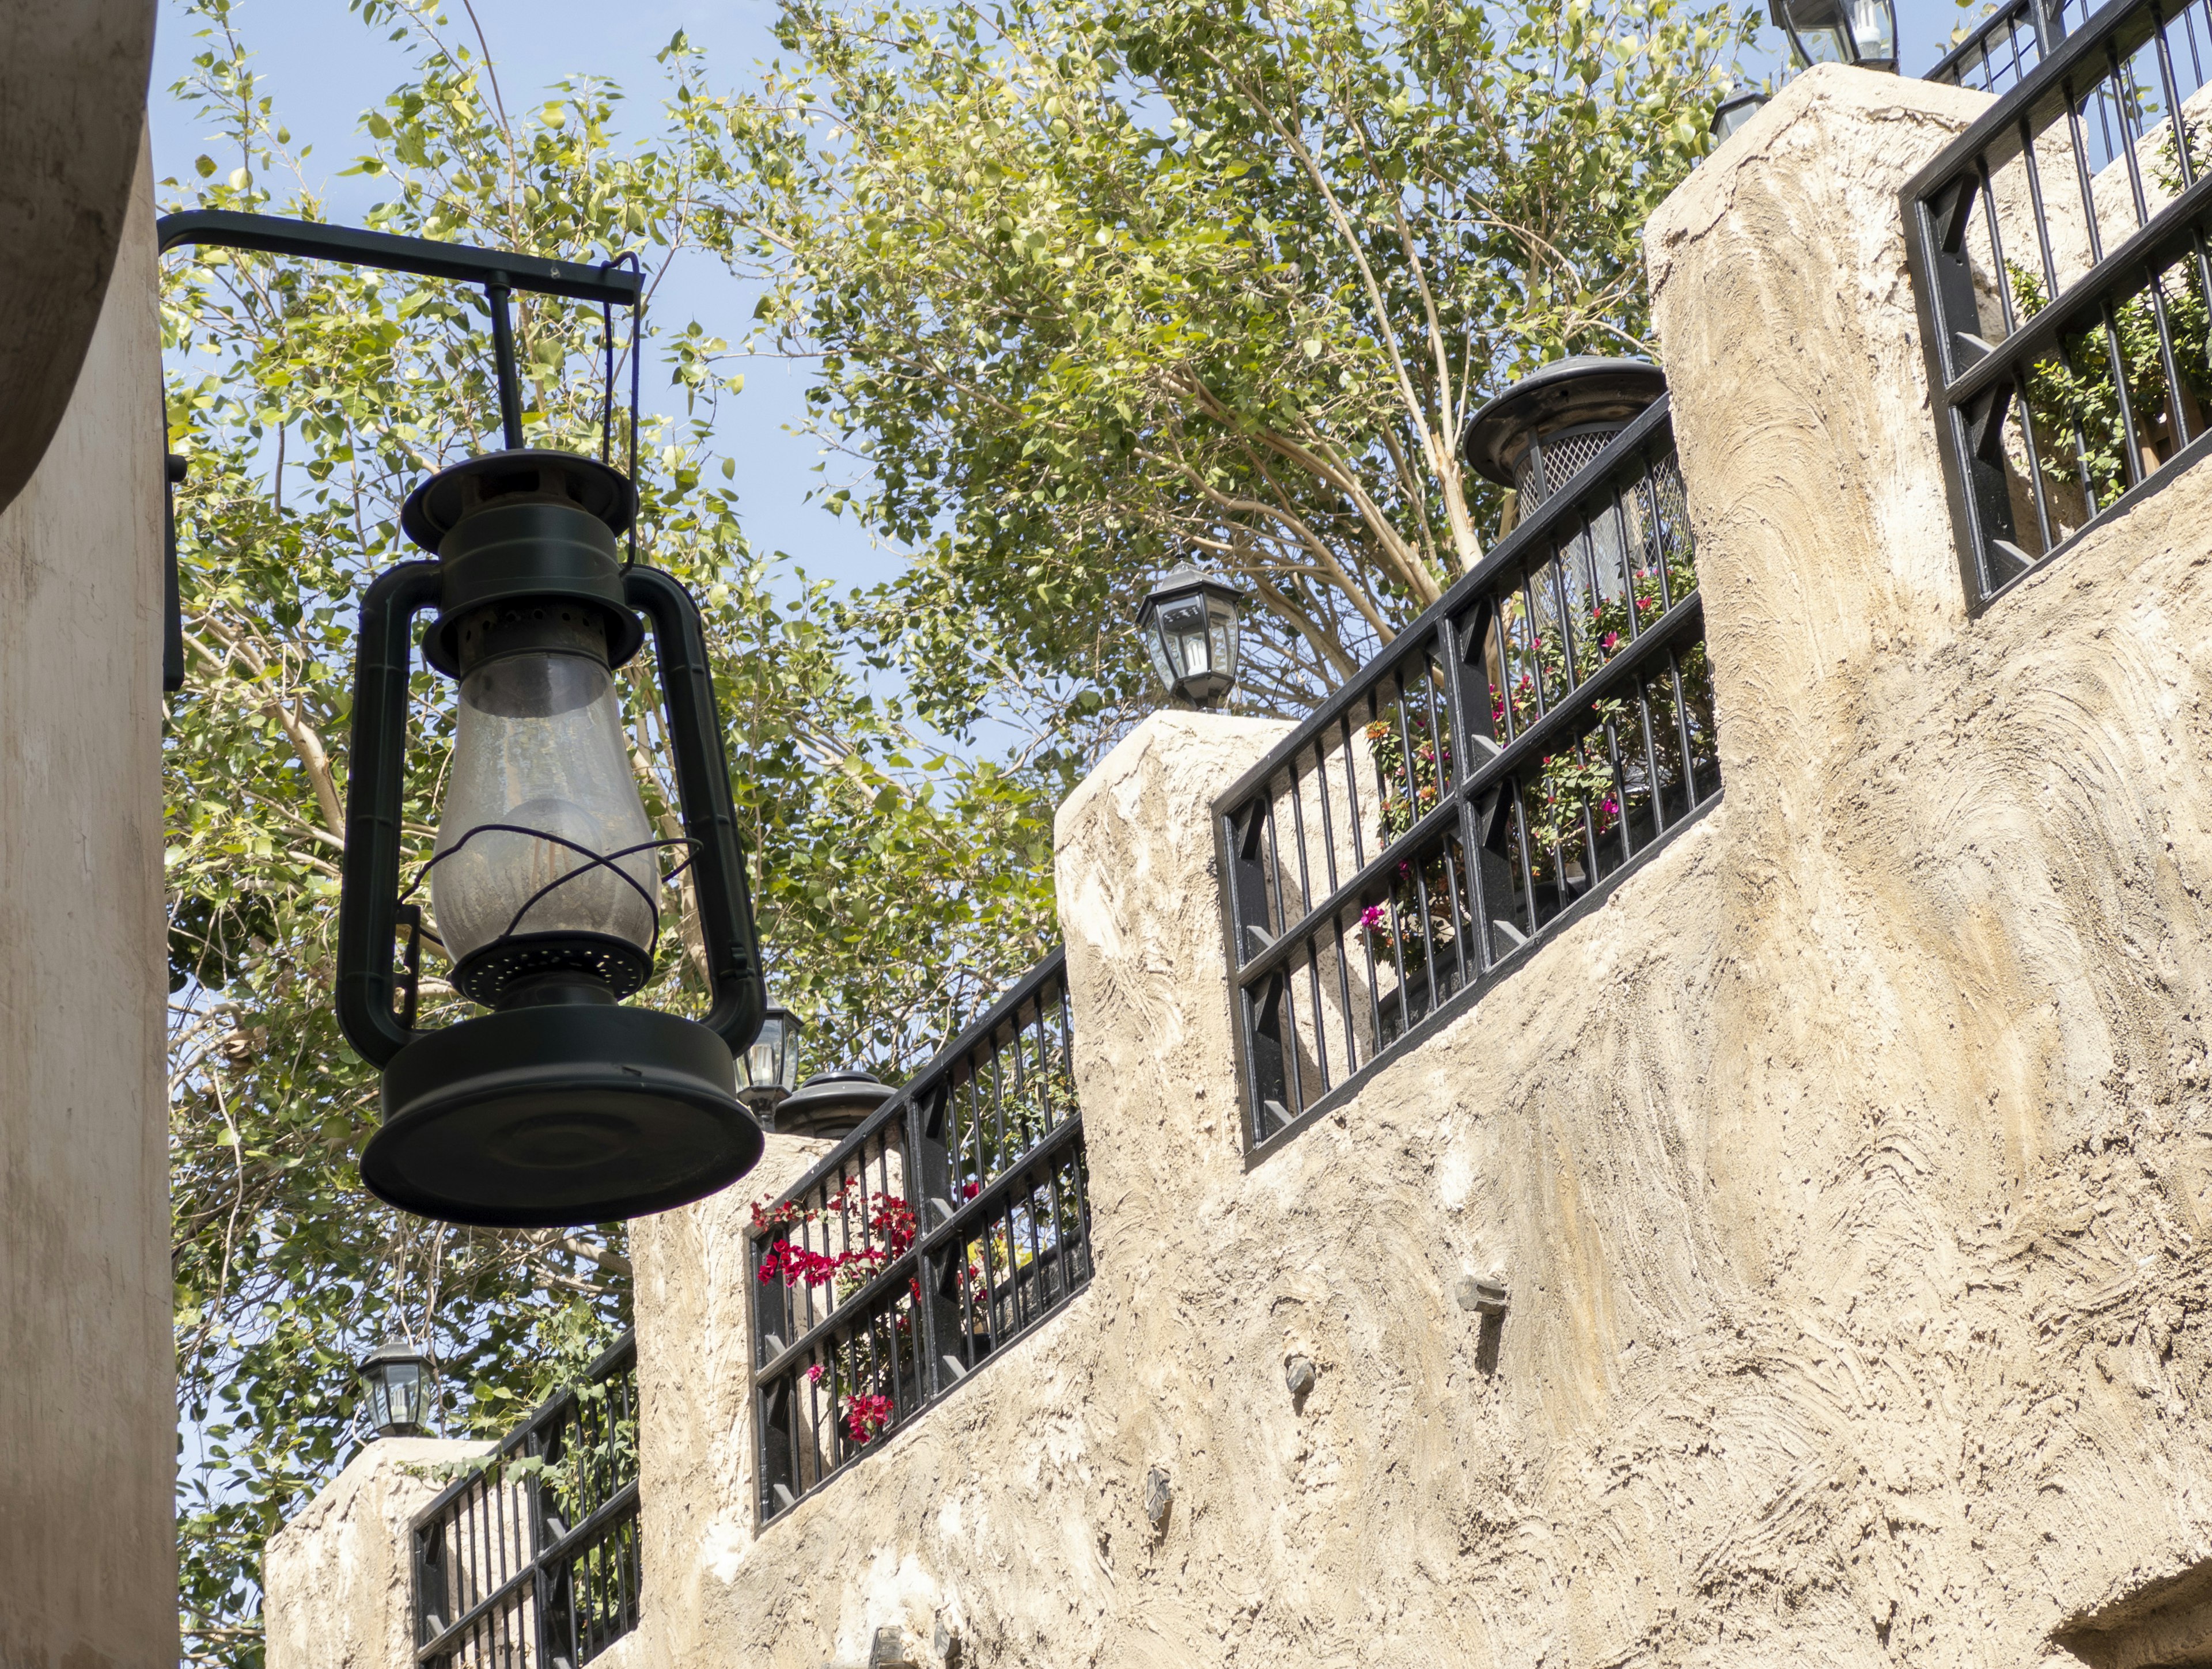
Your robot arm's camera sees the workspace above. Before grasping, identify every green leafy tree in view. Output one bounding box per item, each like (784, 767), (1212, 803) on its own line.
(698, 0), (1754, 730)
(161, 4), (1054, 1663)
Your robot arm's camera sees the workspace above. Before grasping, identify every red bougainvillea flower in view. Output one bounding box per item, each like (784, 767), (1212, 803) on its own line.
(844, 1394), (895, 1443)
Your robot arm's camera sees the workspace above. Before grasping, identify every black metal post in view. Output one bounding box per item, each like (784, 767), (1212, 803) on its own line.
(485, 280), (526, 451)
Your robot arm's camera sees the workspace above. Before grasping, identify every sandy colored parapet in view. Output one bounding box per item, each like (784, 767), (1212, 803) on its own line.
(270, 62), (2212, 1669)
(264, 1439), (493, 1669)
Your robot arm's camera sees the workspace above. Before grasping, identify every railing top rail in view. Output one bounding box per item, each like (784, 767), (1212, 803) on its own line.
(1905, 0), (2164, 192)
(757, 945), (1069, 1216)
(407, 1325), (637, 1533)
(1923, 0), (2072, 86)
(1212, 394), (1676, 815)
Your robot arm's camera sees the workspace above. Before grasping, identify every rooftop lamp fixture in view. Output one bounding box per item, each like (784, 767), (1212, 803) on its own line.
(774, 1069), (899, 1142)
(737, 1004), (805, 1128)
(357, 1341), (435, 1438)
(157, 211), (768, 1229)
(1771, 0), (1899, 71)
(1461, 356), (1669, 513)
(1137, 563), (1244, 710)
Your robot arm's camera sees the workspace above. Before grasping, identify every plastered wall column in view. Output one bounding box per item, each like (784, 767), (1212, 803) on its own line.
(1645, 61), (2212, 1661)
(263, 1438), (492, 1669)
(0, 135), (172, 1669)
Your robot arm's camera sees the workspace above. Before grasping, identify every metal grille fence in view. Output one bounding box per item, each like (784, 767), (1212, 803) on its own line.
(1215, 397), (1721, 1153)
(1906, 0), (2212, 604)
(412, 1334), (641, 1669)
(749, 949), (1090, 1524)
(1927, 0), (2081, 93)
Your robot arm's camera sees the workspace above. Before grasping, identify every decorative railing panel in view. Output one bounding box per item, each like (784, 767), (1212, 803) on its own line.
(1906, 0), (2212, 604)
(412, 1333), (641, 1669)
(1215, 397), (1721, 1153)
(749, 949), (1089, 1524)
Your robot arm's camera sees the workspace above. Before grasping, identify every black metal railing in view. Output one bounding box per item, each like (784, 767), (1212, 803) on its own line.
(1906, 0), (2212, 605)
(1927, 0), (2081, 93)
(749, 949), (1090, 1524)
(411, 1334), (641, 1669)
(1215, 398), (1721, 1153)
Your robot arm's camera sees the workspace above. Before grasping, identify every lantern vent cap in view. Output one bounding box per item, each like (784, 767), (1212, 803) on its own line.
(356, 1341), (437, 1375)
(1137, 563), (1245, 617)
(401, 449), (636, 553)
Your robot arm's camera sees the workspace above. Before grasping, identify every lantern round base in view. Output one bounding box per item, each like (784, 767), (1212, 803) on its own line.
(362, 1004), (763, 1227)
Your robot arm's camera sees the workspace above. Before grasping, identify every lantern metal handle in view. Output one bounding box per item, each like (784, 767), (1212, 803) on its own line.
(623, 566), (764, 1053)
(335, 560), (443, 1068)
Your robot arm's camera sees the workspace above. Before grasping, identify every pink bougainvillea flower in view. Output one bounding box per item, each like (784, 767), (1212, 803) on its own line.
(1359, 904), (1387, 930)
(808, 1363), (826, 1385)
(1602, 797), (1621, 818)
(1601, 632), (1621, 653)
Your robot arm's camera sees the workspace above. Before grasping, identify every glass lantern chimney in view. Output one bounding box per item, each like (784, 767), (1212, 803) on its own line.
(431, 608), (658, 969)
(1771, 0), (1897, 67)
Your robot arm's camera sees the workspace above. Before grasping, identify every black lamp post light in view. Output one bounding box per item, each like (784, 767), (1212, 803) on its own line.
(1137, 563), (1244, 709)
(1771, 0), (1899, 70)
(736, 1003), (805, 1126)
(1462, 356), (1669, 512)
(158, 212), (768, 1230)
(357, 1341), (437, 1438)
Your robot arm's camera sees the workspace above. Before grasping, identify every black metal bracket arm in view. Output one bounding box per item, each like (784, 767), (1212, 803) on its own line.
(155, 211), (643, 305)
(155, 211), (643, 693)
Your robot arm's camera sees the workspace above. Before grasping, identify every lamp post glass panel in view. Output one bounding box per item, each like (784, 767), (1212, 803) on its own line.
(737, 1004), (804, 1125)
(1770, 0), (1897, 68)
(358, 1344), (435, 1437)
(1711, 89), (1768, 141)
(1137, 565), (1244, 708)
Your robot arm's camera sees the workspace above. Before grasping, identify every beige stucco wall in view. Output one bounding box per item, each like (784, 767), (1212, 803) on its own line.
(0, 136), (173, 1669)
(264, 1439), (494, 1669)
(267, 60), (2212, 1669)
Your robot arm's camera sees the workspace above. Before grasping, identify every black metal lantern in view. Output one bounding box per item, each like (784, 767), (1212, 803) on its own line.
(774, 1069), (897, 1141)
(1137, 564), (1244, 709)
(340, 451), (767, 1227)
(1771, 0), (1898, 70)
(152, 214), (768, 1230)
(737, 1003), (805, 1126)
(357, 1342), (435, 1437)
(1461, 357), (1668, 511)
(1710, 89), (1770, 142)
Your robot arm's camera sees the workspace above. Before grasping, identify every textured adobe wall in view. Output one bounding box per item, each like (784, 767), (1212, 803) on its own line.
(268, 62), (2212, 1669)
(264, 1439), (493, 1669)
(0, 138), (174, 1669)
